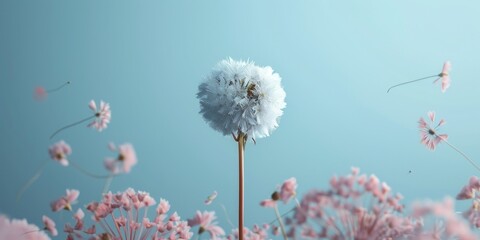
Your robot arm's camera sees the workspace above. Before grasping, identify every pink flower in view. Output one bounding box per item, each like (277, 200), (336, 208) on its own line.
(0, 215), (50, 240)
(280, 177), (297, 203)
(104, 143), (137, 174)
(48, 140), (72, 166)
(188, 211), (225, 239)
(418, 111), (448, 150)
(88, 100), (111, 131)
(260, 199), (277, 208)
(433, 61), (452, 93)
(50, 189), (79, 212)
(34, 86), (47, 101)
(204, 191), (218, 205)
(42, 215), (57, 236)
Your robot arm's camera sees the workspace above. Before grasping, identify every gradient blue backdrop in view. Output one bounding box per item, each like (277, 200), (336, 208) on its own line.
(1, 0), (480, 238)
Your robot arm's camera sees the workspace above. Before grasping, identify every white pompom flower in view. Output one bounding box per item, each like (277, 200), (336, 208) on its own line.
(198, 58), (286, 140)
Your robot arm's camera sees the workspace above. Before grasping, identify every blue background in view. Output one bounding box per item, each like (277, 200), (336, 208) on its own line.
(1, 0), (479, 238)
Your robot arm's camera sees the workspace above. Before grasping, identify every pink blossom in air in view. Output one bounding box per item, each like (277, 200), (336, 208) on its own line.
(204, 191), (218, 205)
(88, 100), (111, 131)
(42, 216), (57, 236)
(418, 111), (448, 150)
(48, 140), (72, 166)
(50, 189), (79, 212)
(34, 87), (47, 101)
(0, 215), (50, 240)
(188, 211), (225, 239)
(104, 142), (137, 174)
(279, 177), (297, 203)
(433, 61), (452, 93)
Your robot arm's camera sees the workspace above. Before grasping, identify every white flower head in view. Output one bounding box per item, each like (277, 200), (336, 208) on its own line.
(198, 58), (286, 139)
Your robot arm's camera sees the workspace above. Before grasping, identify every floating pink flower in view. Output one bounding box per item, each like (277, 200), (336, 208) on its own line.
(51, 189), (79, 212)
(50, 99), (111, 139)
(188, 211), (225, 240)
(433, 61), (452, 93)
(387, 61), (452, 93)
(48, 140), (72, 166)
(88, 100), (111, 131)
(0, 215), (50, 240)
(104, 142), (137, 174)
(42, 216), (57, 236)
(34, 86), (47, 101)
(418, 111), (448, 150)
(204, 191), (218, 205)
(279, 177), (297, 203)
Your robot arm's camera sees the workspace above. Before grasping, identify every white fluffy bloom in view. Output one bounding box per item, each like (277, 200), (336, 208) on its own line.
(198, 58), (286, 139)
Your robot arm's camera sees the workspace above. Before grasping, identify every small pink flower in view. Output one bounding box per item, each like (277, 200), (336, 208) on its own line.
(42, 215), (58, 236)
(34, 86), (47, 101)
(51, 189), (79, 212)
(260, 199), (277, 208)
(280, 177), (297, 203)
(156, 198), (170, 215)
(88, 100), (111, 131)
(433, 61), (452, 93)
(48, 140), (72, 166)
(104, 143), (137, 174)
(188, 211), (225, 239)
(418, 111), (448, 150)
(204, 191), (218, 205)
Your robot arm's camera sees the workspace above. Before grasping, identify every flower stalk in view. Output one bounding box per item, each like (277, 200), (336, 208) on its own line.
(236, 132), (246, 240)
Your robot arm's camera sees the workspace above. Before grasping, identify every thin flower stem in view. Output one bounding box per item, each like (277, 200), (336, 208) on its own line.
(220, 204), (235, 228)
(49, 115), (95, 140)
(17, 159), (49, 201)
(274, 205), (288, 240)
(46, 81), (70, 93)
(439, 136), (480, 172)
(386, 74), (439, 93)
(103, 173), (114, 194)
(237, 132), (245, 240)
(70, 161), (112, 179)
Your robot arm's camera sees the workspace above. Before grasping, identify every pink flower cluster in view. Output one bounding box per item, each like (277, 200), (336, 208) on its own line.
(411, 198), (476, 240)
(287, 167), (409, 239)
(0, 215), (50, 240)
(457, 176), (480, 228)
(63, 188), (192, 240)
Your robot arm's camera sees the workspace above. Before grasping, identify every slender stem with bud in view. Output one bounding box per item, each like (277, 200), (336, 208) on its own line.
(50, 115), (95, 140)
(17, 159), (49, 201)
(387, 74), (439, 93)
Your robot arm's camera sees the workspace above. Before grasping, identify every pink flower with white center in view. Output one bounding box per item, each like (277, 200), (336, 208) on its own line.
(418, 111), (448, 150)
(188, 211), (225, 240)
(88, 100), (111, 131)
(50, 189), (79, 212)
(48, 140), (72, 166)
(104, 142), (137, 174)
(280, 177), (297, 203)
(42, 215), (57, 236)
(0, 215), (50, 240)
